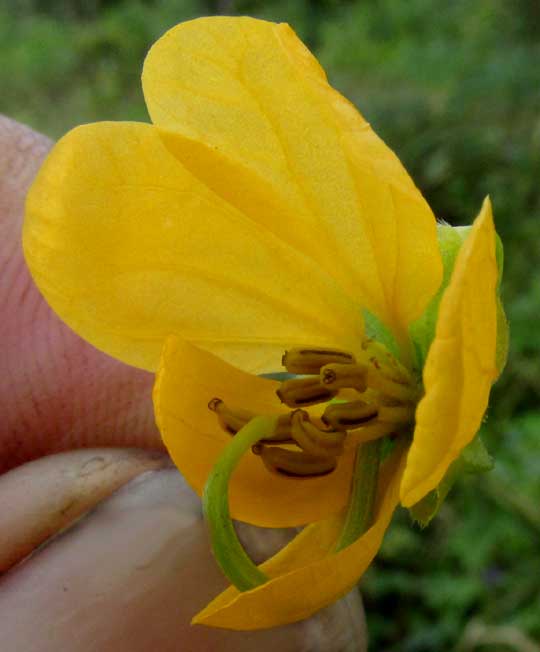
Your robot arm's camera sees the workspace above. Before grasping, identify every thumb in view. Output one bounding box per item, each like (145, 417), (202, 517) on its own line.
(0, 116), (161, 473)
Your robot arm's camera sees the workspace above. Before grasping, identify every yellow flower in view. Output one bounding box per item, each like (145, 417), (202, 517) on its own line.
(23, 16), (505, 631)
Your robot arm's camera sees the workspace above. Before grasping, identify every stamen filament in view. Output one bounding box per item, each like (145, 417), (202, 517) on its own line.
(377, 405), (416, 423)
(346, 421), (399, 446)
(366, 366), (419, 403)
(208, 398), (253, 435)
(320, 363), (367, 392)
(362, 338), (414, 384)
(203, 415), (277, 591)
(335, 439), (382, 551)
(290, 410), (346, 457)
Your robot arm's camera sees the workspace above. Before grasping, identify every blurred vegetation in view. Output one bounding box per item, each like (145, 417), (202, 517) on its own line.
(2, 0), (539, 649)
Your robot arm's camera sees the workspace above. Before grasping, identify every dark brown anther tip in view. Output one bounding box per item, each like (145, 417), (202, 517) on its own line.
(275, 388), (285, 403)
(207, 397), (223, 412)
(251, 443), (264, 455)
(321, 368), (337, 384)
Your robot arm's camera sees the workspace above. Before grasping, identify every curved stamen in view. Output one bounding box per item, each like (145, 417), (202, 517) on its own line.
(253, 444), (337, 477)
(362, 338), (414, 384)
(346, 421), (401, 446)
(208, 398), (253, 435)
(320, 362), (367, 392)
(276, 376), (337, 408)
(282, 347), (355, 374)
(377, 405), (416, 423)
(209, 398), (294, 441)
(290, 409), (346, 457)
(366, 364), (420, 403)
(322, 400), (378, 430)
(208, 341), (419, 482)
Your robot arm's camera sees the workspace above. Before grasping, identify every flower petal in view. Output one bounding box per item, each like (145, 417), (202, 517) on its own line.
(192, 443), (406, 629)
(154, 337), (355, 527)
(24, 121), (363, 372)
(401, 198), (498, 507)
(142, 17), (442, 343)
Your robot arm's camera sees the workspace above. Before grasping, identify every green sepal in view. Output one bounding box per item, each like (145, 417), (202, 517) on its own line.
(408, 460), (461, 528)
(409, 223), (508, 376)
(409, 435), (493, 527)
(409, 224), (463, 370)
(461, 434), (494, 474)
(362, 308), (401, 360)
(203, 415), (277, 591)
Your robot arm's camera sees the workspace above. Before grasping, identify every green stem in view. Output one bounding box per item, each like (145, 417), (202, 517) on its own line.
(335, 439), (382, 552)
(203, 415), (277, 591)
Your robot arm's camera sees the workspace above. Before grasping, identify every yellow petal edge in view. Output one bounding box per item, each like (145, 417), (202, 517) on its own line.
(192, 443), (407, 630)
(401, 198), (498, 507)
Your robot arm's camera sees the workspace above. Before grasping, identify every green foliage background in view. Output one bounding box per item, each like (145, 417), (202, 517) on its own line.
(2, 0), (539, 649)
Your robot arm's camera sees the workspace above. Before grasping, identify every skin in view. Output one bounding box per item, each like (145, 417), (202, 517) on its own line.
(0, 116), (367, 651)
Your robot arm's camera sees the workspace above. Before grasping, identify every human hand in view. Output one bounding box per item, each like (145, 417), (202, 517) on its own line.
(0, 116), (367, 651)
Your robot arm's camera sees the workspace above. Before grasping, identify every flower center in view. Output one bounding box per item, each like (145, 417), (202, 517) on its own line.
(209, 339), (420, 478)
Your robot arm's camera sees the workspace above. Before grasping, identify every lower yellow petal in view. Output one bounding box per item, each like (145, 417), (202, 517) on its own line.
(401, 198), (498, 507)
(192, 443), (406, 630)
(154, 337), (355, 527)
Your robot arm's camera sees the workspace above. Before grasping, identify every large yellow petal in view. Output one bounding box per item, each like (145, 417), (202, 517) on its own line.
(401, 198), (498, 507)
(142, 17), (442, 344)
(154, 337), (356, 527)
(192, 442), (406, 629)
(24, 121), (363, 372)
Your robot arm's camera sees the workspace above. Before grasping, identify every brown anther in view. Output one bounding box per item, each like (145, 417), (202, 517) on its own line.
(290, 410), (345, 457)
(256, 445), (337, 478)
(260, 412), (296, 443)
(281, 347), (355, 375)
(320, 363), (367, 392)
(209, 399), (254, 436)
(252, 443), (264, 455)
(276, 376), (337, 408)
(322, 400), (378, 430)
(208, 397), (223, 411)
